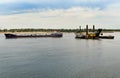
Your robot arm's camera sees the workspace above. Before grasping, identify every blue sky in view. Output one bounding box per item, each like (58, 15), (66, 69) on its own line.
(0, 0), (120, 29)
(0, 0), (117, 15)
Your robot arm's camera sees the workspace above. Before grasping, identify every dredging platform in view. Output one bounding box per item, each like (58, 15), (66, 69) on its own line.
(75, 25), (114, 39)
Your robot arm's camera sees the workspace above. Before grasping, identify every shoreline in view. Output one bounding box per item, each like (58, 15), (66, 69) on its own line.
(0, 31), (54, 34)
(0, 30), (118, 34)
(0, 31), (74, 34)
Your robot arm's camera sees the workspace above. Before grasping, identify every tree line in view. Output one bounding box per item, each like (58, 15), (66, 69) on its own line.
(0, 28), (120, 32)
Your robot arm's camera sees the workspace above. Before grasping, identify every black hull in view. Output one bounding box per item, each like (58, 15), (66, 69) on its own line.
(99, 36), (114, 39)
(5, 33), (63, 38)
(75, 36), (114, 39)
(75, 36), (99, 39)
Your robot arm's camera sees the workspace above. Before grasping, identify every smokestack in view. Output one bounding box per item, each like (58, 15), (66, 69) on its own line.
(79, 26), (81, 33)
(93, 25), (95, 32)
(86, 25), (88, 35)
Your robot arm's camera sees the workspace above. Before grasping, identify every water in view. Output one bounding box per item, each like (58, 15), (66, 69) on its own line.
(0, 33), (120, 78)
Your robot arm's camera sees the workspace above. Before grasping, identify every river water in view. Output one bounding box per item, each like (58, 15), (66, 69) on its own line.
(0, 32), (120, 78)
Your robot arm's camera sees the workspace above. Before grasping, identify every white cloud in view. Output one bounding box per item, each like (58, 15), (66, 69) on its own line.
(0, 0), (116, 4)
(0, 0), (16, 3)
(0, 1), (120, 29)
(0, 0), (60, 3)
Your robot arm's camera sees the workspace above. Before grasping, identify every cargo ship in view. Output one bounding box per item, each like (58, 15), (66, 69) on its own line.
(5, 32), (63, 38)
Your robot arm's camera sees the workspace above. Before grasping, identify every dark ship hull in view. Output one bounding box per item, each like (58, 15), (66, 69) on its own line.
(5, 33), (63, 38)
(99, 36), (114, 39)
(75, 35), (114, 39)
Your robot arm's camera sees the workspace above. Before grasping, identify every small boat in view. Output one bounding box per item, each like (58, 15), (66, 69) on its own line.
(5, 32), (63, 38)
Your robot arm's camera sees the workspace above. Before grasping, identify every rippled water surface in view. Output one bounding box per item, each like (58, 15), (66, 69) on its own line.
(0, 33), (120, 78)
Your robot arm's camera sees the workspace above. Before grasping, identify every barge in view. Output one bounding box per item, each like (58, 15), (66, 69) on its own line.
(99, 36), (114, 39)
(5, 32), (63, 38)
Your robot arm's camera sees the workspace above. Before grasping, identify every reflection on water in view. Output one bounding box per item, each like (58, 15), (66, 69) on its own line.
(0, 33), (120, 78)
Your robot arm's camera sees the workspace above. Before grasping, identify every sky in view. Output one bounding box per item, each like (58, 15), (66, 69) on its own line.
(0, 0), (120, 29)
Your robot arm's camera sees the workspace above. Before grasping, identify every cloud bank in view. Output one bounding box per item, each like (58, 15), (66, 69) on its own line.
(0, 0), (120, 29)
(0, 0), (119, 15)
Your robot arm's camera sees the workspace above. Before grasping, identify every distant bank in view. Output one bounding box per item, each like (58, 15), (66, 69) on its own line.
(0, 28), (119, 33)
